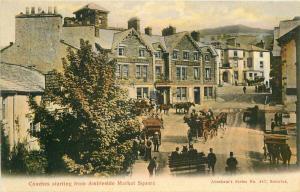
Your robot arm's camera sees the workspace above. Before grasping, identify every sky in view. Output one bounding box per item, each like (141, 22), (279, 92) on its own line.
(1, 0), (300, 47)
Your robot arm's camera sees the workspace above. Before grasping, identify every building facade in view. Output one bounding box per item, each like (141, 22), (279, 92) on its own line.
(212, 40), (270, 86)
(277, 25), (300, 112)
(0, 62), (44, 150)
(1, 3), (218, 105)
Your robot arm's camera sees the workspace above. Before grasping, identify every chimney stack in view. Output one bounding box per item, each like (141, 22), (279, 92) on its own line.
(26, 7), (30, 14)
(31, 7), (35, 14)
(162, 26), (176, 36)
(191, 31), (200, 42)
(145, 27), (152, 36)
(54, 6), (57, 14)
(128, 17), (140, 33)
(48, 6), (53, 14)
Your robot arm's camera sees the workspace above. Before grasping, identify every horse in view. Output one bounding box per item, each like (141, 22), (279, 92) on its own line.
(174, 102), (195, 114)
(159, 104), (172, 114)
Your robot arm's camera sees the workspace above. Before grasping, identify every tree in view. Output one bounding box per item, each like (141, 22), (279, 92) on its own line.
(1, 121), (10, 173)
(29, 40), (140, 175)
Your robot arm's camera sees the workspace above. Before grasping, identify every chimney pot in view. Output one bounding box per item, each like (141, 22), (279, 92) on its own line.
(128, 17), (140, 32)
(191, 31), (200, 42)
(145, 27), (152, 36)
(162, 26), (176, 36)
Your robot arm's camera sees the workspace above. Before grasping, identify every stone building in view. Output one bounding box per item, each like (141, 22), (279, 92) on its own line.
(1, 3), (218, 105)
(277, 25), (300, 112)
(212, 40), (270, 86)
(0, 62), (44, 150)
(272, 17), (300, 103)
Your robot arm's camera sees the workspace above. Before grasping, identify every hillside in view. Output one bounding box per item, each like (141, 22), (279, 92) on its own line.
(199, 24), (273, 36)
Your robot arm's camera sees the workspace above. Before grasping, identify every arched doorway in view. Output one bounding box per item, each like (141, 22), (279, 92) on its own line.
(222, 71), (229, 83)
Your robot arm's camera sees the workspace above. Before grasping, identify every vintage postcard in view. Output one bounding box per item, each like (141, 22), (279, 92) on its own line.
(0, 0), (300, 191)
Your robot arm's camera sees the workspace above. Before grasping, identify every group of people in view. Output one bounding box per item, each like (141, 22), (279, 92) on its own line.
(170, 146), (238, 174)
(133, 134), (161, 177)
(133, 133), (161, 162)
(189, 109), (215, 120)
(170, 145), (198, 159)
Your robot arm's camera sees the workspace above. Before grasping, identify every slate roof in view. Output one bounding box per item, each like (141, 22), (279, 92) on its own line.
(73, 3), (109, 14)
(96, 29), (121, 49)
(0, 62), (45, 93)
(95, 28), (218, 56)
(225, 44), (269, 52)
(97, 28), (155, 53)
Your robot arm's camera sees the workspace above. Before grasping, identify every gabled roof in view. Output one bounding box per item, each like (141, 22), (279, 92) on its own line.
(164, 32), (203, 52)
(141, 34), (167, 51)
(0, 62), (45, 93)
(73, 3), (109, 14)
(110, 28), (155, 53)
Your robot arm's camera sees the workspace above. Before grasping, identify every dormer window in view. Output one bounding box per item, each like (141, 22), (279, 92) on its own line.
(139, 48), (145, 57)
(183, 51), (190, 60)
(173, 50), (179, 59)
(118, 46), (125, 56)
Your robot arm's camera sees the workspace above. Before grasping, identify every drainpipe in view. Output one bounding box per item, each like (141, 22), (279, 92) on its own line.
(295, 27), (300, 166)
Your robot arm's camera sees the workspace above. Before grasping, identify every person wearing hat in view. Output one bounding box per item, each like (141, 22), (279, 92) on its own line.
(153, 132), (160, 152)
(207, 148), (217, 173)
(226, 152), (238, 174)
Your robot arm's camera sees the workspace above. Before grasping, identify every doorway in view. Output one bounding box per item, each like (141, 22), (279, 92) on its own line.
(194, 87), (200, 104)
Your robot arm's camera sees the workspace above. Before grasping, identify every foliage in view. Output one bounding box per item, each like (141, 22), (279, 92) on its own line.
(1, 121), (10, 173)
(25, 150), (48, 174)
(9, 143), (47, 175)
(29, 40), (140, 175)
(10, 143), (28, 174)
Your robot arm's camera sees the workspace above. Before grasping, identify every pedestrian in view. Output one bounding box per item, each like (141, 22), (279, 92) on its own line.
(243, 86), (246, 94)
(181, 146), (188, 155)
(274, 113), (278, 126)
(208, 109), (214, 120)
(147, 157), (157, 177)
(188, 144), (198, 156)
(226, 152), (238, 174)
(286, 145), (292, 166)
(171, 147), (180, 159)
(263, 145), (267, 161)
(207, 148), (217, 173)
(153, 132), (160, 152)
(255, 85), (258, 93)
(271, 119), (276, 133)
(187, 129), (193, 146)
(144, 137), (152, 161)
